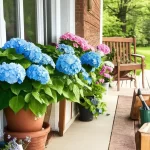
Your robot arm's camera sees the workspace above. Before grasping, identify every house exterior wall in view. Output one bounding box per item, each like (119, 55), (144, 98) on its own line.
(75, 0), (101, 47)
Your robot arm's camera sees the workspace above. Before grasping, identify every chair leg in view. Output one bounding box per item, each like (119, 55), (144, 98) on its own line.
(117, 71), (120, 91)
(142, 69), (145, 88)
(134, 70), (137, 88)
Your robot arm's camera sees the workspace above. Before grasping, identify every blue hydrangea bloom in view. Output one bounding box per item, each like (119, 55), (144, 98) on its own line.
(81, 67), (92, 84)
(39, 53), (55, 68)
(0, 62), (26, 84)
(2, 38), (27, 54)
(21, 42), (42, 63)
(91, 98), (99, 105)
(57, 44), (75, 54)
(80, 52), (101, 68)
(26, 65), (50, 84)
(56, 54), (81, 75)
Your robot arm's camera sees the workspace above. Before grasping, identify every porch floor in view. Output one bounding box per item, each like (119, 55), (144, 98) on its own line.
(46, 70), (150, 150)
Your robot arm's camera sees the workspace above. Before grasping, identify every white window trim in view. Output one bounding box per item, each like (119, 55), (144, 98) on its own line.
(50, 0), (61, 43)
(0, 0), (6, 131)
(36, 0), (44, 44)
(16, 0), (24, 39)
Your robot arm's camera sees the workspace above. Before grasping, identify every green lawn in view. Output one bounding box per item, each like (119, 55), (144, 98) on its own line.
(136, 47), (150, 75)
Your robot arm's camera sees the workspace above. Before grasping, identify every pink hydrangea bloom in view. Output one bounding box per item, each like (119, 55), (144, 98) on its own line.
(97, 44), (110, 55)
(104, 73), (111, 79)
(99, 65), (107, 75)
(99, 79), (104, 83)
(60, 32), (93, 51)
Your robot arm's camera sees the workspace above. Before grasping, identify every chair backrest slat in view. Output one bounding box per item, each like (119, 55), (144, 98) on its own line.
(102, 37), (136, 64)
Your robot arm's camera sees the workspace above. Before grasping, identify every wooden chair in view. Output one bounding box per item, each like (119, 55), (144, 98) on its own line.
(102, 37), (145, 91)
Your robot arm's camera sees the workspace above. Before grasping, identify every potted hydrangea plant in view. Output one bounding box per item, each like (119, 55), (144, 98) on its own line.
(0, 37), (91, 150)
(58, 32), (107, 121)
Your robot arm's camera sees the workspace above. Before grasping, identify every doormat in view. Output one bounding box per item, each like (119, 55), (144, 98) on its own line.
(109, 96), (136, 150)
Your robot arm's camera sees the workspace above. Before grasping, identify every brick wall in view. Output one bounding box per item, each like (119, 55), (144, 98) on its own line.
(75, 0), (101, 47)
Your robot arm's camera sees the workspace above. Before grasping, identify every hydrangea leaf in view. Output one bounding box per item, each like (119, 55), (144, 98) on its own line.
(79, 89), (84, 97)
(32, 92), (43, 104)
(63, 88), (80, 103)
(11, 84), (21, 95)
(16, 59), (31, 69)
(43, 86), (53, 98)
(50, 78), (64, 95)
(67, 79), (72, 85)
(9, 96), (25, 113)
(5, 49), (24, 60)
(29, 98), (47, 117)
(73, 84), (80, 102)
(40, 94), (50, 105)
(51, 90), (57, 103)
(32, 81), (41, 89)
(25, 93), (32, 103)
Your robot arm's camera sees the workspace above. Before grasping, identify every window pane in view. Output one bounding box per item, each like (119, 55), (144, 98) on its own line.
(3, 0), (17, 40)
(24, 0), (36, 42)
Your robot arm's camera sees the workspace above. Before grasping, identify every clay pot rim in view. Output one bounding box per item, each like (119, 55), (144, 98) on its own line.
(4, 122), (50, 138)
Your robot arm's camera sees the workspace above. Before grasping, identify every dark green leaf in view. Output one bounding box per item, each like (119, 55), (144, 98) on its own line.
(11, 84), (21, 95)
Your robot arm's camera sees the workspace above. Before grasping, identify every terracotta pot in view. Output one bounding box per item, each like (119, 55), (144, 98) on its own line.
(4, 122), (50, 150)
(4, 107), (44, 132)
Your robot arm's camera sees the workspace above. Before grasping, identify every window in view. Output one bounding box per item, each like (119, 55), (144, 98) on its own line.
(3, 0), (17, 40)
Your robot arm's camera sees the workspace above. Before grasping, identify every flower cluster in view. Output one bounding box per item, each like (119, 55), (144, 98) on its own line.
(60, 32), (94, 51)
(98, 61), (114, 83)
(56, 54), (82, 75)
(97, 44), (110, 56)
(2, 38), (55, 68)
(80, 52), (101, 68)
(26, 65), (50, 84)
(0, 62), (26, 84)
(0, 134), (31, 150)
(57, 44), (75, 54)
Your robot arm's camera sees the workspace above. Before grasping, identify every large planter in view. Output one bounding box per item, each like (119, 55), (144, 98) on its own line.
(4, 122), (50, 150)
(78, 104), (93, 121)
(4, 107), (44, 132)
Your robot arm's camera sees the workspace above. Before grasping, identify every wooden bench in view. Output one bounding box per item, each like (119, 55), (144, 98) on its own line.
(102, 37), (145, 91)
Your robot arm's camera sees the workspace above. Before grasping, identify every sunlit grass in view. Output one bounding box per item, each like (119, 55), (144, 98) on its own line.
(136, 47), (150, 75)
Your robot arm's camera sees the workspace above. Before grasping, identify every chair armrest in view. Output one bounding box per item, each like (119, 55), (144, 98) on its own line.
(131, 54), (145, 59)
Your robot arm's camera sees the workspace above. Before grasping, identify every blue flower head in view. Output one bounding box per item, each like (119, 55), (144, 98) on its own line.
(2, 38), (27, 54)
(39, 53), (55, 68)
(0, 62), (26, 84)
(80, 52), (101, 68)
(56, 54), (82, 75)
(26, 65), (50, 84)
(57, 44), (75, 54)
(81, 67), (92, 84)
(22, 42), (42, 63)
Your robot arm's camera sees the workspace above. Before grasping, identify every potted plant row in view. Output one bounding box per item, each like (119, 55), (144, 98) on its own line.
(0, 33), (113, 149)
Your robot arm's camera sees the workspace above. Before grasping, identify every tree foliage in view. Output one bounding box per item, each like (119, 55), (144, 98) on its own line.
(103, 0), (150, 46)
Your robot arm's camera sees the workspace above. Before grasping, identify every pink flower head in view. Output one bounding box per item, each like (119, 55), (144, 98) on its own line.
(97, 44), (110, 55)
(105, 65), (113, 72)
(73, 43), (79, 48)
(99, 65), (107, 75)
(99, 79), (104, 83)
(104, 73), (111, 79)
(60, 32), (93, 51)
